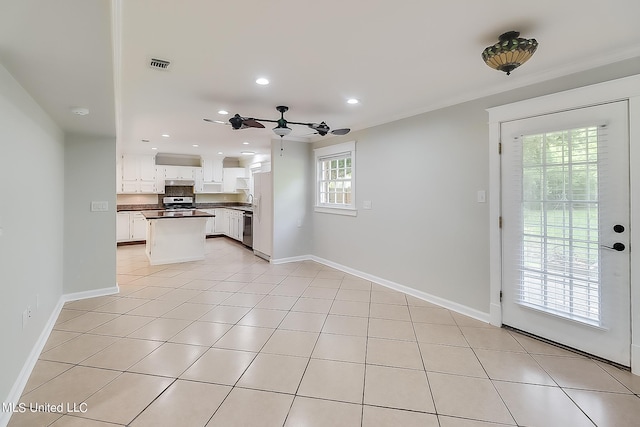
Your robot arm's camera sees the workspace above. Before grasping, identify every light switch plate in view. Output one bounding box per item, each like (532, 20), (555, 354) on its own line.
(363, 200), (372, 210)
(477, 191), (486, 203)
(91, 201), (109, 212)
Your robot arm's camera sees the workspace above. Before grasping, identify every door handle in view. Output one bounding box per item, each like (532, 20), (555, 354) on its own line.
(602, 243), (625, 251)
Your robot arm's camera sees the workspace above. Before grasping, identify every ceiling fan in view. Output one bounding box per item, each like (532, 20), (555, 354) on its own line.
(204, 106), (350, 138)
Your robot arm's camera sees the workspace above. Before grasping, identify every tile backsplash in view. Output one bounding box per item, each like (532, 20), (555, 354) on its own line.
(162, 186), (195, 198)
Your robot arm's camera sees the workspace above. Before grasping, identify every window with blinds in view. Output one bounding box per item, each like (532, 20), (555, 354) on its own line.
(314, 141), (356, 215)
(515, 125), (605, 324)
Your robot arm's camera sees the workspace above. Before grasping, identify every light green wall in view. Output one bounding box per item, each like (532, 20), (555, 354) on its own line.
(306, 57), (640, 314)
(63, 134), (117, 294)
(272, 139), (313, 259)
(0, 64), (65, 403)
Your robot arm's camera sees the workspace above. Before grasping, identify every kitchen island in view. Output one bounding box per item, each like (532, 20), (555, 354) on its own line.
(141, 210), (214, 265)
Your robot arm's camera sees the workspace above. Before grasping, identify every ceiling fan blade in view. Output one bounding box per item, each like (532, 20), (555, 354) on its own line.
(331, 128), (350, 136)
(203, 118), (229, 125)
(243, 118), (265, 129)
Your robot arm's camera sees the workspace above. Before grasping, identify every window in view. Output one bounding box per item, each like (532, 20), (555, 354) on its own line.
(314, 141), (356, 215)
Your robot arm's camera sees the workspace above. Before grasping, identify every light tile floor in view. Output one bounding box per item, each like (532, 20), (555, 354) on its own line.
(9, 238), (640, 426)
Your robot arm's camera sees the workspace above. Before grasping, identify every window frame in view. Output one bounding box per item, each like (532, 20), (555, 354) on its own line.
(314, 141), (357, 216)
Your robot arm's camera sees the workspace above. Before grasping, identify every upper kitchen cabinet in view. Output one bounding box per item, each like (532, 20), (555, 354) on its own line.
(118, 154), (158, 194)
(223, 167), (248, 193)
(202, 158), (223, 183)
(193, 159), (222, 194)
(163, 165), (196, 180)
(194, 157), (223, 193)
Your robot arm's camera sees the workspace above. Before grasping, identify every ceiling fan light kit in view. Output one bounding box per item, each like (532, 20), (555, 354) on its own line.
(482, 31), (538, 75)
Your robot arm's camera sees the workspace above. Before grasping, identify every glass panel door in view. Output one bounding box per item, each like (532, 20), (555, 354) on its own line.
(501, 101), (630, 365)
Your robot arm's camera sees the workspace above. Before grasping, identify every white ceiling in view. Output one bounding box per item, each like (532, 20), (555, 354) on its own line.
(2, 0), (640, 159)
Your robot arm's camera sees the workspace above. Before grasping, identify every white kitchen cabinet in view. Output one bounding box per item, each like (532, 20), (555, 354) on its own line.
(202, 209), (219, 235)
(163, 165), (196, 180)
(214, 209), (227, 234)
(117, 211), (147, 242)
(193, 168), (204, 193)
(131, 212), (147, 240)
(155, 167), (165, 194)
(196, 161), (224, 193)
(223, 167), (248, 193)
(116, 212), (131, 242)
(202, 158), (223, 183)
(226, 209), (244, 242)
(119, 154), (158, 194)
(221, 209), (231, 236)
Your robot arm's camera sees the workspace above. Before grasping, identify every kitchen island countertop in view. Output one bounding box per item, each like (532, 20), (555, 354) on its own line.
(141, 209), (214, 219)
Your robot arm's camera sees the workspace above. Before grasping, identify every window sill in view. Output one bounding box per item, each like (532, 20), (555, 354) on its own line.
(314, 206), (358, 217)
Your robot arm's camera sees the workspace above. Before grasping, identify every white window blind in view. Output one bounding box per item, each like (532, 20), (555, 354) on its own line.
(508, 124), (607, 324)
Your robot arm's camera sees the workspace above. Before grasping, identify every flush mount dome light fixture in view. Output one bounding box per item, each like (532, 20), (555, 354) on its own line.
(482, 31), (538, 75)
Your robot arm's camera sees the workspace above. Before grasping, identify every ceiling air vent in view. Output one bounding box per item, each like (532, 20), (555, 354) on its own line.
(149, 58), (171, 71)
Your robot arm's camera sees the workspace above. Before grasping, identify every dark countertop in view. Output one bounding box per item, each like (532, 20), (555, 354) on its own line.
(118, 203), (252, 212)
(141, 209), (215, 219)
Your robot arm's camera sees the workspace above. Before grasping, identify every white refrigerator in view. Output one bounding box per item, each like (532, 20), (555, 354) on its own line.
(252, 171), (272, 260)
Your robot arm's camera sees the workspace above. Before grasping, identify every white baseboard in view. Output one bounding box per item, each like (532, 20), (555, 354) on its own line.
(62, 285), (120, 303)
(271, 254), (312, 264)
(632, 344), (640, 375)
(274, 254), (491, 324)
(1, 284), (120, 427)
(0, 299), (64, 427)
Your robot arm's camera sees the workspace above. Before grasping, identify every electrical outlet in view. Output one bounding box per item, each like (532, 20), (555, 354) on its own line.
(27, 305), (33, 319)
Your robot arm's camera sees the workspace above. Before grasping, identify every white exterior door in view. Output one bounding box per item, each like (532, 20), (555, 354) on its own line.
(501, 101), (630, 365)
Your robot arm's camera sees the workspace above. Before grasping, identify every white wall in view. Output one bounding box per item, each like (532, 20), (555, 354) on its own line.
(0, 64), (65, 403)
(64, 134), (117, 294)
(272, 139), (313, 260)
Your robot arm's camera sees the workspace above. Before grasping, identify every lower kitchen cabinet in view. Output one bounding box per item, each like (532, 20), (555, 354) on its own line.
(212, 208), (243, 242)
(117, 211), (147, 242)
(116, 212), (131, 242)
(226, 209), (243, 242)
(203, 209), (220, 236)
(214, 208), (227, 234)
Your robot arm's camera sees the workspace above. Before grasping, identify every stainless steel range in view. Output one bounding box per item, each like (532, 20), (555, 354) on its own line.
(162, 196), (195, 210)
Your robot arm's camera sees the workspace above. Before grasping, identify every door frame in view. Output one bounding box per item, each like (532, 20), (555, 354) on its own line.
(487, 74), (640, 373)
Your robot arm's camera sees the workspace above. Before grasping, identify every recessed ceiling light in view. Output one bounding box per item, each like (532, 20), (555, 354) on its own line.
(243, 141), (250, 145)
(256, 77), (269, 85)
(192, 144), (199, 147)
(218, 110), (229, 115)
(217, 151), (223, 155)
(151, 147), (158, 150)
(161, 134), (170, 138)
(347, 98), (359, 104)
(241, 151), (255, 155)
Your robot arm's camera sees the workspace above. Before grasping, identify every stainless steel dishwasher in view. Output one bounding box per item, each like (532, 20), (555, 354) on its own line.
(242, 211), (253, 248)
